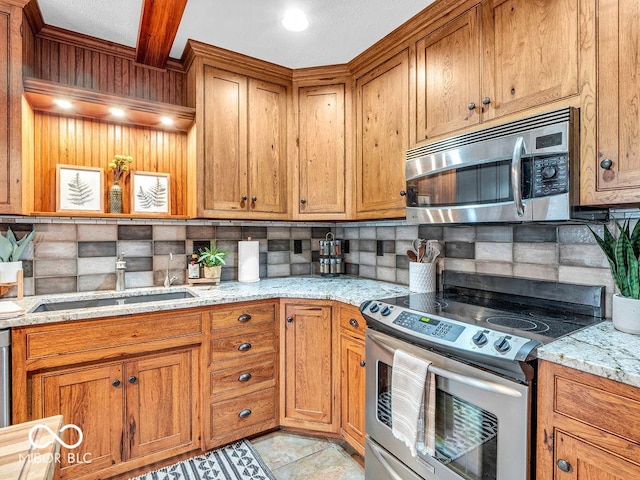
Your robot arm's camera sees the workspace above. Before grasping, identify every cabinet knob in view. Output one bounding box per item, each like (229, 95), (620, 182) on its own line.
(400, 190), (407, 197)
(600, 158), (613, 170)
(482, 96), (491, 105)
(468, 102), (476, 111)
(251, 196), (257, 202)
(300, 198), (306, 205)
(557, 459), (571, 473)
(238, 372), (252, 382)
(238, 409), (252, 418)
(359, 360), (366, 367)
(112, 379), (121, 387)
(349, 318), (360, 328)
(286, 316), (294, 323)
(128, 375), (137, 384)
(237, 313), (251, 323)
(241, 195), (247, 201)
(238, 342), (252, 352)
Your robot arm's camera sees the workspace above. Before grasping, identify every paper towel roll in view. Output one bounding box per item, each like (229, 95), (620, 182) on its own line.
(238, 240), (260, 283)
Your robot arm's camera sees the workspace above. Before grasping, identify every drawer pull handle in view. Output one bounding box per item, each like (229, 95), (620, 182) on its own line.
(349, 318), (359, 328)
(238, 372), (252, 382)
(112, 379), (121, 387)
(128, 376), (137, 384)
(557, 459), (571, 473)
(238, 409), (252, 418)
(237, 313), (252, 323)
(360, 360), (366, 367)
(238, 342), (252, 352)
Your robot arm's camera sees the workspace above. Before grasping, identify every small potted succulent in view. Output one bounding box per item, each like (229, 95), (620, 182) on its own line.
(0, 228), (35, 282)
(197, 243), (228, 283)
(591, 219), (640, 334)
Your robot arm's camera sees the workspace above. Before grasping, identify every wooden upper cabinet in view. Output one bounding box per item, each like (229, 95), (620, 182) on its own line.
(199, 64), (288, 218)
(297, 84), (346, 216)
(355, 49), (410, 219)
(248, 78), (288, 215)
(481, 0), (580, 121)
(585, 0), (640, 203)
(416, 8), (481, 142)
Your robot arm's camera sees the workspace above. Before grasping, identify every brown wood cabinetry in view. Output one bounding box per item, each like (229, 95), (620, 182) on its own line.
(415, 0), (580, 142)
(537, 361), (640, 480)
(355, 49), (410, 219)
(580, 0), (640, 204)
(281, 300), (339, 432)
(206, 301), (279, 449)
(339, 303), (367, 455)
(12, 309), (203, 480)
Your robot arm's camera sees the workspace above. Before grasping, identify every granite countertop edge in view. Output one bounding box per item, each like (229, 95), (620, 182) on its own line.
(0, 276), (409, 329)
(538, 321), (640, 388)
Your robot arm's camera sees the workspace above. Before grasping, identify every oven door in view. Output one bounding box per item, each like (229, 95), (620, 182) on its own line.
(365, 329), (531, 480)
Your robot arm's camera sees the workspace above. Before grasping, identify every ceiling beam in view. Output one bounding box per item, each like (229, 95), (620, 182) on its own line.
(135, 0), (188, 69)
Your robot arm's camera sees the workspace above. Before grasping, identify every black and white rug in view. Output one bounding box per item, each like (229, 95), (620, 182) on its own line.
(129, 439), (275, 480)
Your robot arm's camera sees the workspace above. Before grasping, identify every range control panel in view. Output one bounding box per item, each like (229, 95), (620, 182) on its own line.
(361, 300), (540, 362)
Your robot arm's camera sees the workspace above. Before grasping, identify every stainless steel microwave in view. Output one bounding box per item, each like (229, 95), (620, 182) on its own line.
(404, 107), (607, 224)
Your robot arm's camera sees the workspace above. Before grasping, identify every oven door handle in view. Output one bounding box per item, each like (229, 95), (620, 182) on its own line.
(368, 438), (435, 478)
(369, 334), (523, 398)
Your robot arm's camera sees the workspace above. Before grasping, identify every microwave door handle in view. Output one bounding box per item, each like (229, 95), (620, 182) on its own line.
(512, 136), (526, 217)
(369, 334), (523, 398)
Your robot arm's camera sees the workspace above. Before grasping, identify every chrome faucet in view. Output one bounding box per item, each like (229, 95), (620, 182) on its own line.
(115, 253), (126, 291)
(164, 252), (177, 287)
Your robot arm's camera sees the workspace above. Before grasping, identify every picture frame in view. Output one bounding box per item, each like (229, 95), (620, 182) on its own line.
(131, 171), (171, 215)
(56, 164), (104, 213)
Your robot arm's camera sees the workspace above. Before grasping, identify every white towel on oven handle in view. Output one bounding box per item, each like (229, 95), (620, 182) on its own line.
(391, 349), (436, 457)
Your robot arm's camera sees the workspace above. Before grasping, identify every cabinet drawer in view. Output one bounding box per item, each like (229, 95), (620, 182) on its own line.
(209, 388), (277, 440)
(210, 354), (276, 402)
(210, 330), (276, 363)
(210, 303), (276, 332)
(339, 304), (367, 338)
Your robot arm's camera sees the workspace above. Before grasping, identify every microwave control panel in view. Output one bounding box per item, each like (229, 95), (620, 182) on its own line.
(532, 155), (568, 197)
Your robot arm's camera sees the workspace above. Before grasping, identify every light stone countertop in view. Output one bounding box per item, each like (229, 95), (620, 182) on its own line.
(538, 321), (640, 388)
(0, 276), (409, 329)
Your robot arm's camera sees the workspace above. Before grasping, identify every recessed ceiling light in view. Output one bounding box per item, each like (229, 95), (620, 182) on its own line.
(282, 8), (309, 32)
(109, 107), (125, 117)
(53, 98), (72, 109)
(160, 116), (174, 125)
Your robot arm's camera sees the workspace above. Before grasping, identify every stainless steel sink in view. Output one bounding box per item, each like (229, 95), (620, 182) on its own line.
(31, 291), (195, 312)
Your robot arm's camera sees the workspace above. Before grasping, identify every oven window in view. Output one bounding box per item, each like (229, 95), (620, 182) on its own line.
(377, 362), (498, 480)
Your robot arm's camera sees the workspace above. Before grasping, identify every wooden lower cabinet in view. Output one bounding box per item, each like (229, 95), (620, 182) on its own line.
(340, 334), (366, 455)
(281, 300), (339, 433)
(537, 361), (640, 480)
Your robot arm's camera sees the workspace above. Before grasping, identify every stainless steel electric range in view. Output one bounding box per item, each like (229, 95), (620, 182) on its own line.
(360, 271), (605, 480)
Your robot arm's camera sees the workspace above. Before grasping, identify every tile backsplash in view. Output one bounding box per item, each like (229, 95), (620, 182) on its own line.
(1, 217), (617, 315)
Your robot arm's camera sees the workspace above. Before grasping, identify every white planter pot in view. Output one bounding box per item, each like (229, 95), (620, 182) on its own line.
(0, 261), (22, 283)
(612, 294), (640, 335)
(202, 265), (222, 282)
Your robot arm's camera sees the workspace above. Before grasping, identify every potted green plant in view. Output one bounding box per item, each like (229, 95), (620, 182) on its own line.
(0, 228), (35, 282)
(197, 243), (228, 283)
(591, 219), (640, 334)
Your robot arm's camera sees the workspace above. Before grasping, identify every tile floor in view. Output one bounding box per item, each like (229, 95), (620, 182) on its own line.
(252, 430), (364, 480)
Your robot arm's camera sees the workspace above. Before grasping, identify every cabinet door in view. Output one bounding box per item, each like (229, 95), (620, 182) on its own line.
(554, 431), (640, 480)
(283, 303), (336, 431)
(248, 78), (288, 215)
(125, 349), (195, 459)
(298, 84), (346, 215)
(37, 363), (124, 479)
(592, 0), (640, 200)
(481, 0), (580, 121)
(201, 65), (248, 214)
(340, 334), (366, 455)
(355, 50), (409, 218)
(416, 8), (481, 141)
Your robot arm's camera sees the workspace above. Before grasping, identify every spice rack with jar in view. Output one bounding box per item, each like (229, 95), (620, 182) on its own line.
(319, 232), (344, 277)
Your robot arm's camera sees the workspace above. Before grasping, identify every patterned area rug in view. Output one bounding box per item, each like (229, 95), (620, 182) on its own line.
(129, 439), (275, 480)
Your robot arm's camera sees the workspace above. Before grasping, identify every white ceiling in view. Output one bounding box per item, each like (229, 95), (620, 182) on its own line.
(37, 0), (434, 69)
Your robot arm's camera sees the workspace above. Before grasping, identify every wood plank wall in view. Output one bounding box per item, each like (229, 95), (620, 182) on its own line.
(28, 35), (186, 106)
(33, 112), (189, 216)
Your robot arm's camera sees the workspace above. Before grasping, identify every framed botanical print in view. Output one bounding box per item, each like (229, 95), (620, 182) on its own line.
(56, 165), (104, 213)
(131, 171), (171, 215)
